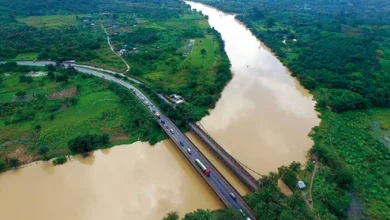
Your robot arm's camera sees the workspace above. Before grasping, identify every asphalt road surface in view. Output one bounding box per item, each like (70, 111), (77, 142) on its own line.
(11, 61), (256, 220)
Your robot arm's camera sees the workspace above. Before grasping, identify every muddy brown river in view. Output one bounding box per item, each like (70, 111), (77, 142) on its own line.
(187, 1), (319, 176)
(0, 2), (319, 220)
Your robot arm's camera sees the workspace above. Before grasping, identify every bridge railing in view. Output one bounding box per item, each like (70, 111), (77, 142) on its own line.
(181, 122), (257, 220)
(189, 123), (259, 192)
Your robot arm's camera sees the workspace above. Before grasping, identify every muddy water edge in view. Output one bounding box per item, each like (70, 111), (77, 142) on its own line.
(185, 1), (319, 187)
(0, 2), (320, 220)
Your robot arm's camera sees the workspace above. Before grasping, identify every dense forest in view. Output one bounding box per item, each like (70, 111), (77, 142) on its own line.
(193, 0), (390, 219)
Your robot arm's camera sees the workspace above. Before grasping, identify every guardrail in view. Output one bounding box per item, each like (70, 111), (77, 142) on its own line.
(189, 123), (259, 192)
(164, 118), (257, 220)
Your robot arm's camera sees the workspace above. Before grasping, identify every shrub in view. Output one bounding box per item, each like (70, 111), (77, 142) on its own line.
(15, 91), (27, 97)
(163, 212), (179, 220)
(0, 160), (6, 172)
(68, 133), (109, 154)
(8, 157), (20, 169)
(53, 156), (67, 166)
(19, 75), (33, 83)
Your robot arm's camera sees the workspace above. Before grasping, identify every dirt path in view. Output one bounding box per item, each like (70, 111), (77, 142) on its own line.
(308, 163), (318, 210)
(300, 163), (318, 212)
(100, 22), (130, 73)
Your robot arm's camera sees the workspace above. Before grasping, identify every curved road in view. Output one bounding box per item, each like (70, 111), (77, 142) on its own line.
(11, 61), (256, 220)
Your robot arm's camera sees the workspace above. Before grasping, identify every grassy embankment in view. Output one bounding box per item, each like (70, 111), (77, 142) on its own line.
(0, 64), (164, 171)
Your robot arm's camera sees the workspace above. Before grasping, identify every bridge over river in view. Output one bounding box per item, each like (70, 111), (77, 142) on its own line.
(13, 61), (257, 220)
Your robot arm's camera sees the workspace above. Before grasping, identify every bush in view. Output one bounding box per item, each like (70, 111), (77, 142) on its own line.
(0, 160), (6, 172)
(8, 157), (20, 169)
(163, 212), (179, 220)
(19, 75), (33, 83)
(53, 156), (67, 166)
(15, 91), (27, 97)
(68, 133), (109, 154)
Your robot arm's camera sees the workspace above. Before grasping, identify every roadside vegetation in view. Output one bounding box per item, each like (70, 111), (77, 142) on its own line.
(0, 0), (232, 124)
(0, 62), (163, 172)
(101, 6), (231, 121)
(190, 0), (390, 219)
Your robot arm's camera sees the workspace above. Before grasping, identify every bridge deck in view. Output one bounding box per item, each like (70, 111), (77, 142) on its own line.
(15, 61), (258, 220)
(189, 123), (259, 192)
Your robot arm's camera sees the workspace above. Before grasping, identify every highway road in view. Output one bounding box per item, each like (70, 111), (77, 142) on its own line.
(82, 69), (256, 220)
(9, 61), (256, 220)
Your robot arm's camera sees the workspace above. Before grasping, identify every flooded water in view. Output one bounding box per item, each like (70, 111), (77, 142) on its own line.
(0, 141), (223, 220)
(187, 2), (319, 175)
(0, 2), (319, 220)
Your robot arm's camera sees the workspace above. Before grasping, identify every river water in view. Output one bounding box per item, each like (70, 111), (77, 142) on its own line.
(0, 141), (223, 219)
(186, 2), (319, 176)
(0, 2), (319, 220)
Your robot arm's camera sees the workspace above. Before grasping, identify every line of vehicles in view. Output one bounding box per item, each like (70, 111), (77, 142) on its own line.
(133, 87), (212, 177)
(130, 87), (250, 220)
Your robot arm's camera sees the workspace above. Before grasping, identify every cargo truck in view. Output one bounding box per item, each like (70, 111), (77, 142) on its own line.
(195, 159), (210, 176)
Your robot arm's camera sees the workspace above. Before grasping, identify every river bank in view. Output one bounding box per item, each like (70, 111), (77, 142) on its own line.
(1, 2), (325, 219)
(0, 141), (223, 220)
(186, 1), (319, 175)
(188, 1), (390, 219)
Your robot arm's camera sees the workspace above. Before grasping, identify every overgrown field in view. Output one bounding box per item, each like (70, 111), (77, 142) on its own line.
(0, 63), (164, 171)
(17, 14), (80, 28)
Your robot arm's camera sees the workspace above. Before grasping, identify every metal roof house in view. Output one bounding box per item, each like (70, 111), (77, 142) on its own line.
(297, 180), (306, 189)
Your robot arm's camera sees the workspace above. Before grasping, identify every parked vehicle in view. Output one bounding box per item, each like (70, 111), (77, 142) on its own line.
(195, 159), (210, 176)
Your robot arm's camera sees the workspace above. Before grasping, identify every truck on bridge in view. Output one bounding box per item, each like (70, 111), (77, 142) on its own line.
(195, 159), (210, 176)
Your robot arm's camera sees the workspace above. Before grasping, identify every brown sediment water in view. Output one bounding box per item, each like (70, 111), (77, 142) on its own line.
(186, 132), (250, 195)
(0, 141), (223, 220)
(186, 2), (320, 177)
(0, 2), (320, 219)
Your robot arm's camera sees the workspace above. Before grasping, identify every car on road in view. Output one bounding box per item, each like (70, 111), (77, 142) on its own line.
(187, 148), (192, 154)
(180, 141), (184, 146)
(165, 125), (169, 129)
(160, 119), (165, 124)
(141, 97), (145, 101)
(170, 129), (174, 134)
(229, 192), (236, 200)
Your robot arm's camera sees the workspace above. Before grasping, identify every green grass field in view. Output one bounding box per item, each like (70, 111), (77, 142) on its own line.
(122, 12), (221, 92)
(12, 53), (39, 61)
(17, 15), (80, 28)
(0, 69), (154, 166)
(80, 46), (128, 73)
